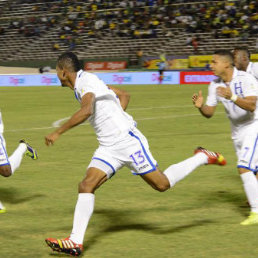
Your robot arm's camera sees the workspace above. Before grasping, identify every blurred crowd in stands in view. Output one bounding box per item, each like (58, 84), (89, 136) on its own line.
(0, 0), (257, 51)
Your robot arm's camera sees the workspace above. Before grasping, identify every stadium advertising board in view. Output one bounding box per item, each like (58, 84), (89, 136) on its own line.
(251, 54), (258, 62)
(0, 74), (60, 86)
(143, 55), (189, 69)
(0, 71), (179, 86)
(180, 71), (217, 84)
(144, 58), (189, 69)
(96, 71), (180, 85)
(189, 55), (212, 68)
(84, 61), (127, 70)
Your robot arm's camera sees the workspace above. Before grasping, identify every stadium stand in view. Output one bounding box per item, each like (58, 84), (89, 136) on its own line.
(0, 0), (257, 64)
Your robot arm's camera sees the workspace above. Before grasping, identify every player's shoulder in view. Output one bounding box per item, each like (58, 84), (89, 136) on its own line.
(77, 71), (101, 88)
(251, 62), (258, 68)
(235, 69), (255, 81)
(79, 71), (99, 81)
(210, 76), (222, 86)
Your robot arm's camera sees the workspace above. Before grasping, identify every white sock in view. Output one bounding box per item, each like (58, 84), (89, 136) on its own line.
(70, 193), (95, 244)
(9, 143), (27, 174)
(163, 152), (207, 187)
(240, 172), (258, 213)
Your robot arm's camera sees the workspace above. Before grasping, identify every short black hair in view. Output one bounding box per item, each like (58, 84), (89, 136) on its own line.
(57, 52), (81, 72)
(214, 50), (234, 65)
(234, 47), (250, 59)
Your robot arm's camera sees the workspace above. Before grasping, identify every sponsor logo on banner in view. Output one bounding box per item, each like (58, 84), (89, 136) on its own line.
(112, 74), (132, 84)
(9, 77), (25, 86)
(180, 71), (217, 84)
(151, 73), (172, 82)
(85, 61), (127, 70)
(41, 76), (58, 85)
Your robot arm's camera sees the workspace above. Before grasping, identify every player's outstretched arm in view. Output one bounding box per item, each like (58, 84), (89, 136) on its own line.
(108, 86), (130, 111)
(192, 90), (216, 118)
(45, 93), (95, 146)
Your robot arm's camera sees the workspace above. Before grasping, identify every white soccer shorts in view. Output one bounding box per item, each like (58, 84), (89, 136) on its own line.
(0, 134), (9, 166)
(234, 130), (258, 173)
(88, 128), (158, 178)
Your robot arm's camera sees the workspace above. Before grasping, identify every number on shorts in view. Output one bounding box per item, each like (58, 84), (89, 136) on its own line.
(242, 147), (249, 159)
(130, 150), (145, 166)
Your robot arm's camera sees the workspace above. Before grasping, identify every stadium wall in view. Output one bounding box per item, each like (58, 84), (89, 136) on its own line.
(0, 71), (217, 86)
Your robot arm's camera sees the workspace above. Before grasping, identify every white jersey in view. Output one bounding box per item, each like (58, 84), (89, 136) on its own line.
(246, 62), (258, 81)
(74, 70), (136, 146)
(0, 111), (4, 134)
(206, 68), (258, 139)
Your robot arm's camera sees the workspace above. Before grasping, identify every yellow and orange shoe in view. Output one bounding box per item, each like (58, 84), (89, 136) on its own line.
(194, 147), (226, 166)
(45, 237), (83, 256)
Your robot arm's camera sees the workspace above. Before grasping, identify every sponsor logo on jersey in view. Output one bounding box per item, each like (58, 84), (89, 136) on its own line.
(139, 164), (149, 170)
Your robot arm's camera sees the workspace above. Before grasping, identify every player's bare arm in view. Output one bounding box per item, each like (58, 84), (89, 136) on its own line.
(192, 90), (216, 118)
(45, 93), (95, 146)
(217, 86), (257, 112)
(108, 86), (130, 110)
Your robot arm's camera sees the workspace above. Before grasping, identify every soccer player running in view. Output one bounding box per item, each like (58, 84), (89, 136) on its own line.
(45, 52), (226, 257)
(192, 50), (258, 226)
(0, 111), (38, 213)
(233, 47), (258, 81)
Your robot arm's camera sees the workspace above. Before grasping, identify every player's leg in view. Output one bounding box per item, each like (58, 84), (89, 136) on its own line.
(0, 201), (6, 213)
(0, 136), (38, 176)
(158, 70), (163, 83)
(46, 150), (118, 256)
(141, 147), (226, 191)
(237, 133), (258, 225)
(162, 147), (226, 189)
(46, 167), (107, 256)
(0, 165), (12, 177)
(127, 129), (225, 191)
(0, 135), (12, 177)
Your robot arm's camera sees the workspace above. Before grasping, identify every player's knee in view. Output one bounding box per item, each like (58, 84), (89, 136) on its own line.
(238, 167), (251, 174)
(78, 179), (97, 193)
(0, 166), (12, 177)
(153, 182), (170, 192)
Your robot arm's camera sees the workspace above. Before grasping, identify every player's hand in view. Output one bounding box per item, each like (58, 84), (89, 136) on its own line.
(217, 86), (232, 99)
(192, 90), (204, 108)
(45, 132), (60, 146)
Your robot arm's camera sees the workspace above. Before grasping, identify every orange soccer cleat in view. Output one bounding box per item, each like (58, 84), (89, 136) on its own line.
(45, 237), (83, 256)
(194, 147), (226, 166)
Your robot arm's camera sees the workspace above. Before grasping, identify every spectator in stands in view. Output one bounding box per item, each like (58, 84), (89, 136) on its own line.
(39, 66), (51, 74)
(52, 43), (60, 51)
(0, 27), (5, 35)
(191, 36), (198, 53)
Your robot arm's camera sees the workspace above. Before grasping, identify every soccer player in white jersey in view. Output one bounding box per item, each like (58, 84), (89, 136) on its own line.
(0, 111), (38, 213)
(233, 47), (258, 81)
(45, 52), (226, 257)
(192, 50), (258, 226)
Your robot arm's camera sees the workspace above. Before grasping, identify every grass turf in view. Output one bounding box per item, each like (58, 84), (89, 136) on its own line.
(0, 84), (257, 258)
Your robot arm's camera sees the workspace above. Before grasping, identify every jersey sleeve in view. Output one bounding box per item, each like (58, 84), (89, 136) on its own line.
(76, 78), (98, 100)
(206, 82), (218, 106)
(243, 74), (258, 97)
(252, 63), (258, 81)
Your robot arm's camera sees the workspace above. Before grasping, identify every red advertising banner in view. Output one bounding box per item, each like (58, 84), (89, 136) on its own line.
(180, 71), (217, 84)
(85, 61), (127, 70)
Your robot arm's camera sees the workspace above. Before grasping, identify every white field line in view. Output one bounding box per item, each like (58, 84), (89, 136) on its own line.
(4, 105), (225, 133)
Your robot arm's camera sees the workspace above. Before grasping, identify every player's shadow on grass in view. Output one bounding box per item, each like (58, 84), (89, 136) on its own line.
(0, 187), (45, 204)
(83, 208), (215, 252)
(200, 190), (248, 216)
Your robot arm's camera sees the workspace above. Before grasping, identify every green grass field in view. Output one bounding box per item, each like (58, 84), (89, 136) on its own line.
(0, 84), (258, 258)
